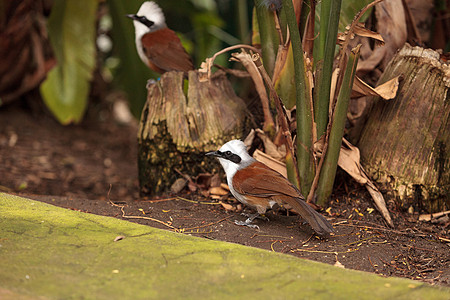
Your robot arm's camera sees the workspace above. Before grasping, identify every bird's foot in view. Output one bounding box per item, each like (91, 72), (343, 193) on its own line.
(146, 79), (157, 89)
(240, 213), (269, 222)
(234, 219), (260, 230)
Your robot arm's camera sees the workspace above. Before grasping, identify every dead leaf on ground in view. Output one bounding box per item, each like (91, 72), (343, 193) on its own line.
(209, 186), (229, 196)
(338, 138), (394, 227)
(170, 178), (188, 194)
(418, 210), (450, 222)
(219, 201), (235, 211)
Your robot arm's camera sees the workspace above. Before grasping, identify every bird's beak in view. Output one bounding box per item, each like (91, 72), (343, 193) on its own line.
(205, 151), (221, 158)
(126, 14), (137, 20)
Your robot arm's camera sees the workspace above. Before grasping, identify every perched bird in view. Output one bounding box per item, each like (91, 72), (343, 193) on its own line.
(206, 140), (334, 236)
(127, 1), (194, 74)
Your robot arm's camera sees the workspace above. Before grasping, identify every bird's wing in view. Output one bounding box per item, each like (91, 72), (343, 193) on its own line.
(233, 161), (334, 235)
(232, 161), (302, 199)
(141, 28), (194, 73)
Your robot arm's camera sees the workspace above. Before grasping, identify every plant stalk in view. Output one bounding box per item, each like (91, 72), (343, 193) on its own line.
(315, 45), (360, 205)
(282, 0), (314, 194)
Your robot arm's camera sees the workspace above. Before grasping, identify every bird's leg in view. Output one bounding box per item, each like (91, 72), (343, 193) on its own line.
(234, 212), (261, 229)
(240, 212), (269, 222)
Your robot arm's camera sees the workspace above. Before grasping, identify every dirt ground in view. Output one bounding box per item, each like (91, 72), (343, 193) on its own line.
(1, 100), (449, 287)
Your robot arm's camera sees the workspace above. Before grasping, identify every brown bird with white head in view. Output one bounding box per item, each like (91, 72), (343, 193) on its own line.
(127, 1), (193, 74)
(207, 140), (334, 236)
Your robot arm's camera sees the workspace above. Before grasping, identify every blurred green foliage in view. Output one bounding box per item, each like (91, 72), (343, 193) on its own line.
(39, 0), (250, 123)
(40, 0), (98, 124)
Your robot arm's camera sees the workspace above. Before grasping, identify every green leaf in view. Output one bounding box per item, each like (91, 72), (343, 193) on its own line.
(40, 0), (98, 125)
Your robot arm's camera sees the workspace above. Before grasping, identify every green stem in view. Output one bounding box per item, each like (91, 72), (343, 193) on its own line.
(316, 46), (361, 205)
(236, 0), (249, 43)
(254, 0), (280, 76)
(314, 0), (342, 138)
(282, 0), (314, 194)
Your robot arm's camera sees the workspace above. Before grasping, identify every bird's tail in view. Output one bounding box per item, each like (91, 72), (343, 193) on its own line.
(285, 197), (334, 235)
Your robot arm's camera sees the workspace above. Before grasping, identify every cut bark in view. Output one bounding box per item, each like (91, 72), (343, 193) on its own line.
(358, 44), (450, 213)
(138, 70), (247, 195)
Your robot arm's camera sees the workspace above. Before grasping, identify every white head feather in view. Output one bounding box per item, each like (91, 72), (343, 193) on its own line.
(216, 140), (254, 180)
(131, 1), (167, 65)
(134, 1), (166, 34)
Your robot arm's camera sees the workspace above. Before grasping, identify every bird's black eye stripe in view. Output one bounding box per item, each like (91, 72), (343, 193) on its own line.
(136, 15), (154, 28)
(219, 150), (241, 164)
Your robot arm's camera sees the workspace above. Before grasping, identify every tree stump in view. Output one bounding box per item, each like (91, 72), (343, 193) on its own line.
(138, 70), (247, 195)
(358, 44), (449, 212)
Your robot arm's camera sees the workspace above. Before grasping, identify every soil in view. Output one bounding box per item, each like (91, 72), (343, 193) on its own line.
(1, 100), (449, 287)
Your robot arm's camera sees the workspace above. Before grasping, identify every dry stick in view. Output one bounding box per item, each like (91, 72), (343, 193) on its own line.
(335, 0), (385, 101)
(253, 53), (302, 187)
(368, 255), (379, 272)
(109, 200), (176, 230)
(204, 44), (261, 78)
(204, 45), (275, 132)
(306, 0), (386, 204)
(231, 50), (275, 132)
(292, 248), (358, 254)
(272, 8), (284, 45)
(178, 215), (233, 233)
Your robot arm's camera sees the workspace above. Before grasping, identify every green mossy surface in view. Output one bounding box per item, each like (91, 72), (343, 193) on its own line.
(1, 193), (448, 299)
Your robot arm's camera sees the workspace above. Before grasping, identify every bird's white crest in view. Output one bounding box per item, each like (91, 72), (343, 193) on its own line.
(136, 1), (166, 32)
(216, 140), (254, 186)
(132, 1), (167, 65)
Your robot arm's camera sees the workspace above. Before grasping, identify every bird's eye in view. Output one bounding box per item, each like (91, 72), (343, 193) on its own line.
(224, 151), (232, 156)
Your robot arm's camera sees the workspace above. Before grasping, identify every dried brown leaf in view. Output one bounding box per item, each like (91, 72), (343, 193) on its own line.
(338, 138), (394, 227)
(255, 128), (286, 160)
(353, 23), (385, 45)
(170, 178), (187, 194)
(219, 201), (235, 211)
(220, 183), (230, 191)
(352, 75), (400, 99)
(209, 186), (229, 196)
(253, 149), (288, 178)
(231, 52), (275, 132)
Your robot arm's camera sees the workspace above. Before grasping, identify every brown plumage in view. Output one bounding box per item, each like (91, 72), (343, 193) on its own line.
(232, 161), (334, 235)
(128, 1), (194, 74)
(206, 140), (334, 236)
(140, 28), (193, 73)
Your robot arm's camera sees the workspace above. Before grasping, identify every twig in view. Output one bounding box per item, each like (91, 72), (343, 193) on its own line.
(253, 53), (302, 187)
(176, 196), (222, 205)
(270, 240), (281, 252)
(109, 200), (176, 230)
(177, 215), (233, 233)
(418, 210), (450, 221)
(338, 236), (377, 247)
(230, 50), (275, 133)
(368, 254), (378, 272)
(335, 0), (385, 100)
(200, 44), (261, 79)
(292, 248), (359, 254)
(141, 197), (178, 203)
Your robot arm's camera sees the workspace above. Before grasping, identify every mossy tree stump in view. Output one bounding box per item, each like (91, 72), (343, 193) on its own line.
(138, 70), (247, 195)
(358, 44), (449, 212)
